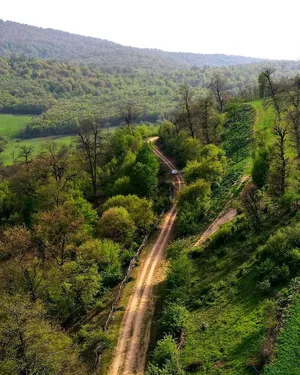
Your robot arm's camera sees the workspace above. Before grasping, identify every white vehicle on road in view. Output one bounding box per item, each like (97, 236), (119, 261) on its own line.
(171, 169), (178, 175)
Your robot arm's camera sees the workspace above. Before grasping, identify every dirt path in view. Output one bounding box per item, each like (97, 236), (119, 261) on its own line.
(193, 208), (237, 247)
(109, 142), (183, 375)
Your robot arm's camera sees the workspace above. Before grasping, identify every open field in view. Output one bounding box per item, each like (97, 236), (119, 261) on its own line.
(0, 114), (31, 137)
(1, 135), (75, 165)
(0, 115), (75, 165)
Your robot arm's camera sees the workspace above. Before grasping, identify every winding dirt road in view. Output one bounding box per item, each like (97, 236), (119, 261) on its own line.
(109, 141), (183, 375)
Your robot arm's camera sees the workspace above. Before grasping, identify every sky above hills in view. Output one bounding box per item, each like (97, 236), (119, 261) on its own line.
(2, 0), (300, 60)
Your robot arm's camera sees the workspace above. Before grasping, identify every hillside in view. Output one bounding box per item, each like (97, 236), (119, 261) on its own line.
(0, 20), (265, 71)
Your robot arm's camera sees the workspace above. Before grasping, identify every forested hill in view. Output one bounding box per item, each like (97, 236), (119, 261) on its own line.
(0, 20), (265, 71)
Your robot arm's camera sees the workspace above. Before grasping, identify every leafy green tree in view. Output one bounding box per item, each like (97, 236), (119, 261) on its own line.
(251, 146), (271, 188)
(34, 201), (87, 267)
(184, 144), (225, 186)
(47, 261), (101, 321)
(103, 194), (155, 231)
(0, 296), (87, 374)
(98, 207), (136, 245)
(78, 239), (122, 285)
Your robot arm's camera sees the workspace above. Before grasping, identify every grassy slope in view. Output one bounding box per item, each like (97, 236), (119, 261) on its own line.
(0, 114), (31, 137)
(181, 233), (270, 374)
(171, 101), (300, 374)
(264, 295), (300, 375)
(151, 102), (275, 374)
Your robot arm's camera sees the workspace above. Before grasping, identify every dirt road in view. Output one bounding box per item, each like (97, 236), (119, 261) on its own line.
(109, 142), (183, 375)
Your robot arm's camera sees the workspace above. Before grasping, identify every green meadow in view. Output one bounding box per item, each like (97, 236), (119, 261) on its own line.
(0, 114), (75, 165)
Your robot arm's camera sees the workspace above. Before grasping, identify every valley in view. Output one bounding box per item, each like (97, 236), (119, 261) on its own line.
(0, 17), (300, 375)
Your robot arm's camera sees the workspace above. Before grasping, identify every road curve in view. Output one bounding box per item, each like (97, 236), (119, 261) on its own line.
(109, 141), (183, 375)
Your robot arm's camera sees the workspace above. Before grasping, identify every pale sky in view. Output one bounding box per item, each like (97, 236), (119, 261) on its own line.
(2, 0), (300, 60)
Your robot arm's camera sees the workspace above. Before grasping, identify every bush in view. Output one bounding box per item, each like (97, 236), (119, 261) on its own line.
(160, 303), (189, 337)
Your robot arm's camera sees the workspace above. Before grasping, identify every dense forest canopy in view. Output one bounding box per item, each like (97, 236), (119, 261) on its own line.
(2, 53), (300, 137)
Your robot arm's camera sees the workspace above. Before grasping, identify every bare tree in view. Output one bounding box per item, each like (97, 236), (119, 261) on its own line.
(77, 120), (104, 196)
(209, 73), (226, 113)
(119, 101), (141, 135)
(287, 75), (300, 157)
(271, 123), (290, 196)
(166, 110), (181, 135)
(179, 84), (197, 138)
(261, 68), (282, 120)
(262, 68), (290, 196)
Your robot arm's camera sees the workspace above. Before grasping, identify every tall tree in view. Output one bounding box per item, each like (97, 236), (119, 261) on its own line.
(262, 68), (290, 196)
(287, 75), (300, 157)
(77, 120), (105, 196)
(119, 100), (141, 135)
(179, 84), (197, 138)
(208, 73), (226, 113)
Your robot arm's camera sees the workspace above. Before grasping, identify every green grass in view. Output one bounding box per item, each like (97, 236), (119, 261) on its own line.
(1, 135), (75, 165)
(0, 114), (31, 137)
(177, 226), (271, 374)
(208, 103), (256, 219)
(264, 296), (300, 375)
(0, 114), (75, 165)
(251, 100), (274, 141)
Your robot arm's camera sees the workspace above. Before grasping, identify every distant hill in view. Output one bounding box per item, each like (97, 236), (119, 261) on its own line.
(0, 20), (265, 71)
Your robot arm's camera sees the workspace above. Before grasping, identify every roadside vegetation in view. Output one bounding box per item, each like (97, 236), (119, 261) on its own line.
(1, 25), (300, 374)
(147, 70), (300, 375)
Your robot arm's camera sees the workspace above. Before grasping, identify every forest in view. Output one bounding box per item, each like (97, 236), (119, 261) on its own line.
(1, 19), (300, 375)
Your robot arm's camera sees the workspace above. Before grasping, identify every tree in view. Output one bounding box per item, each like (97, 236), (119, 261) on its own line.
(183, 144), (225, 186)
(34, 201), (86, 267)
(261, 68), (290, 196)
(77, 119), (105, 196)
(152, 335), (179, 366)
(286, 75), (300, 157)
(209, 73), (226, 113)
(0, 226), (45, 302)
(195, 95), (222, 144)
(103, 194), (155, 231)
(179, 84), (197, 137)
(47, 261), (101, 321)
(18, 145), (33, 164)
(0, 296), (87, 375)
(240, 183), (265, 228)
(119, 100), (141, 135)
(251, 145), (270, 188)
(269, 123), (290, 197)
(166, 110), (181, 135)
(98, 207), (136, 245)
(129, 143), (159, 198)
(258, 71), (268, 98)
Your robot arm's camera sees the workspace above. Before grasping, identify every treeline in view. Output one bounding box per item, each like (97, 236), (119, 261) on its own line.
(0, 124), (167, 374)
(2, 55), (300, 137)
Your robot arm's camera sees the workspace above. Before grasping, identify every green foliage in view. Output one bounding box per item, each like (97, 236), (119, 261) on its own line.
(257, 223), (300, 288)
(103, 194), (155, 231)
(252, 146), (271, 188)
(78, 239), (122, 286)
(166, 254), (194, 303)
(183, 144), (225, 186)
(160, 303), (189, 336)
(177, 179), (211, 235)
(98, 207), (136, 246)
(0, 296), (86, 374)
